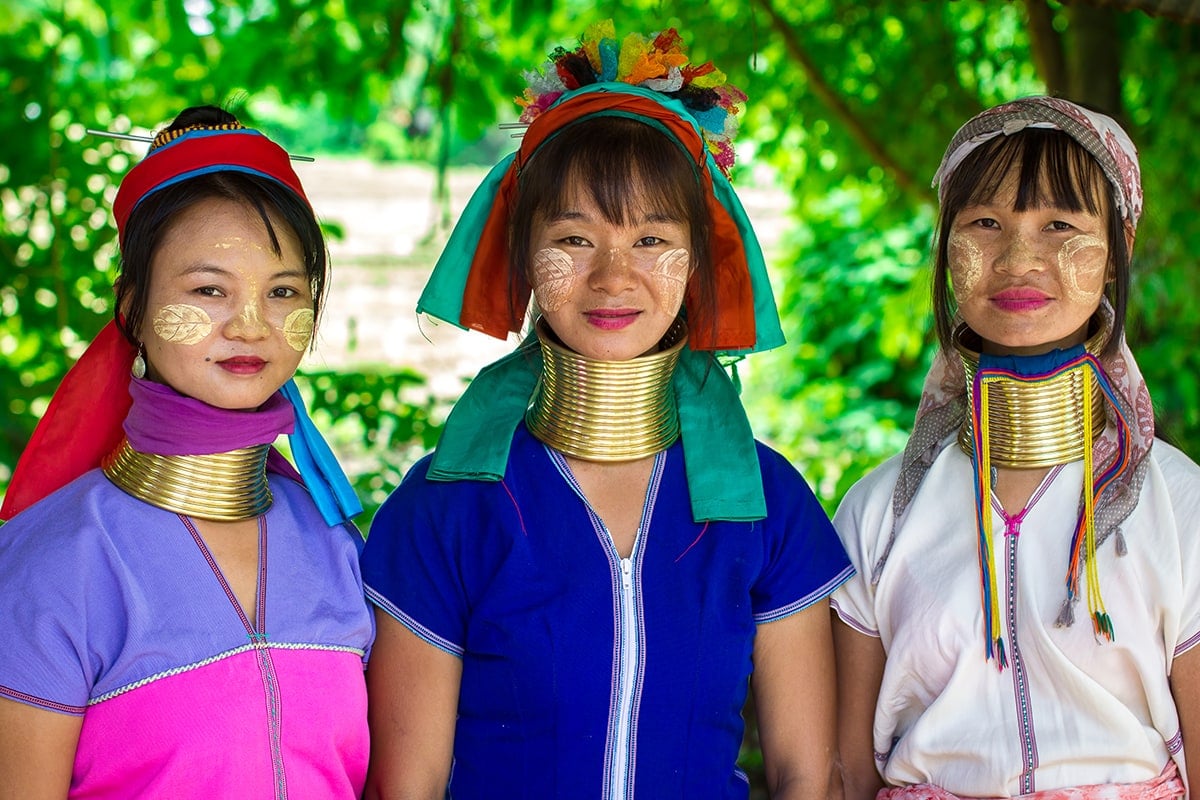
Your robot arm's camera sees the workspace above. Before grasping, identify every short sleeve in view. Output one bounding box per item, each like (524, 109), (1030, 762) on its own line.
(829, 453), (906, 638)
(1157, 443), (1200, 656)
(361, 455), (484, 658)
(750, 443), (854, 623)
(0, 486), (125, 715)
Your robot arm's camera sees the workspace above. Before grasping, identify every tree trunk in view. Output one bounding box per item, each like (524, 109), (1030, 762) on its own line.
(1064, 5), (1125, 118)
(1025, 0), (1069, 95)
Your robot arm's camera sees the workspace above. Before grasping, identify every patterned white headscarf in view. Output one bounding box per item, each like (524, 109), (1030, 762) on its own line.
(932, 96), (1142, 229)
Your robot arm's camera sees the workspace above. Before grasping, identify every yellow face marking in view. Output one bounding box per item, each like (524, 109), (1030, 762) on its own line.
(1059, 234), (1108, 303)
(212, 236), (268, 252)
(230, 298), (270, 336)
(152, 304), (213, 345)
(948, 233), (983, 305)
(281, 308), (315, 352)
(1002, 233), (1038, 271)
(651, 248), (690, 315)
(531, 248), (577, 313)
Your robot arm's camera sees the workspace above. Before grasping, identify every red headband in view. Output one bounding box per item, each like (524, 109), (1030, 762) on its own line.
(113, 128), (308, 245)
(458, 92), (757, 351)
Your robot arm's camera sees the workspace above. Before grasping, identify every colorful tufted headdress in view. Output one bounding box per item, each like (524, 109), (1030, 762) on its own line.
(417, 21), (783, 355)
(516, 21), (746, 175)
(1, 119), (358, 526)
(113, 123), (310, 245)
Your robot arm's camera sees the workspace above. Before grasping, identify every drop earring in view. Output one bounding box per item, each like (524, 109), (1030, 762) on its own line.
(132, 344), (146, 379)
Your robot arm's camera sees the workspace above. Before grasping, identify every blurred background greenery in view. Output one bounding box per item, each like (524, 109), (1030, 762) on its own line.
(3, 1), (1199, 791)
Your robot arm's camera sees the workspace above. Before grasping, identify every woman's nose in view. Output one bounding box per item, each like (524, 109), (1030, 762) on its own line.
(224, 300), (271, 340)
(589, 248), (637, 294)
(993, 233), (1047, 275)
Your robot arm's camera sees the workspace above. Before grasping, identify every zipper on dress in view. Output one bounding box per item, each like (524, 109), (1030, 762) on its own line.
(546, 448), (664, 800)
(994, 465), (1062, 794)
(609, 554), (640, 800)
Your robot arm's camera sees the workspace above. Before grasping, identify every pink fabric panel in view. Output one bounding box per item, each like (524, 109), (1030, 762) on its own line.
(71, 648), (367, 799)
(876, 761), (1183, 800)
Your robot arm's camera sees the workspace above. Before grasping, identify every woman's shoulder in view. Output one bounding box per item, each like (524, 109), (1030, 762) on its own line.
(832, 449), (907, 520)
(1151, 437), (1200, 475)
(752, 439), (818, 488)
(1, 469), (138, 546)
(374, 449), (478, 518)
(1147, 437), (1200, 508)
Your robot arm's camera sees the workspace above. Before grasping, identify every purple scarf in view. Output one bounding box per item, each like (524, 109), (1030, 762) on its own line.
(123, 377), (302, 480)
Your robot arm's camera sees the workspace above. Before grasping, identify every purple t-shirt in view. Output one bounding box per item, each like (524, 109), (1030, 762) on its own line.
(0, 470), (373, 798)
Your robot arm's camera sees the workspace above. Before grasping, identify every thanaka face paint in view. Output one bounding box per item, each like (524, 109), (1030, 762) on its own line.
(946, 172), (1111, 355)
(212, 236), (268, 252)
(948, 232), (983, 305)
(527, 178), (692, 361)
(282, 308), (315, 352)
(227, 294), (271, 339)
(152, 304), (213, 345)
(651, 248), (690, 314)
(1058, 234), (1108, 304)
(531, 247), (578, 313)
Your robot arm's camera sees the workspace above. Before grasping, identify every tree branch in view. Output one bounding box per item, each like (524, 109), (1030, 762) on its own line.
(1069, 0), (1200, 24)
(749, 0), (928, 203)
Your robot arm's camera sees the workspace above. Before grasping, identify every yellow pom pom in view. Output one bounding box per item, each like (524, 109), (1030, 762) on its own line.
(691, 67), (727, 89)
(582, 20), (615, 72)
(515, 87), (537, 109)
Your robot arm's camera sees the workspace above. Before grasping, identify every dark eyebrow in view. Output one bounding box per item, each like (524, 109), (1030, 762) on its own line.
(179, 264), (234, 279)
(177, 264), (307, 281)
(542, 210), (683, 225)
(643, 212), (683, 224)
(270, 269), (309, 281)
(543, 210), (590, 223)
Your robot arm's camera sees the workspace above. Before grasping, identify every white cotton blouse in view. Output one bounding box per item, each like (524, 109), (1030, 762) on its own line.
(832, 436), (1200, 796)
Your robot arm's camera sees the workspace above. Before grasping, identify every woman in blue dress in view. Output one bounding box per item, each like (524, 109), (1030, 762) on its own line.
(361, 23), (853, 800)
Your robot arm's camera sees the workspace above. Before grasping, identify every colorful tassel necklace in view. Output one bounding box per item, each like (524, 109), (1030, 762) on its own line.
(957, 328), (1132, 669)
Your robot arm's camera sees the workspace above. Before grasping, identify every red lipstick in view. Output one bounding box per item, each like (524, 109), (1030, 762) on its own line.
(218, 356), (267, 375)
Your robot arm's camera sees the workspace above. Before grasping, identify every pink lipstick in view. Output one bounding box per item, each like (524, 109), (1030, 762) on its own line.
(585, 308), (640, 330)
(991, 289), (1051, 312)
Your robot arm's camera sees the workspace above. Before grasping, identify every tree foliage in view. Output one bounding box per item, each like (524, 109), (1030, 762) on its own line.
(4, 1), (1199, 502)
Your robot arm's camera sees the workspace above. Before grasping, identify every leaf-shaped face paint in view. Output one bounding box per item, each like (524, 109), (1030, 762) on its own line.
(152, 304), (213, 345)
(651, 248), (690, 314)
(531, 248), (577, 312)
(282, 308), (315, 352)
